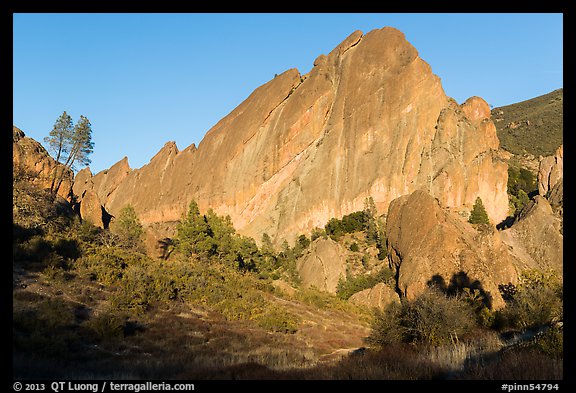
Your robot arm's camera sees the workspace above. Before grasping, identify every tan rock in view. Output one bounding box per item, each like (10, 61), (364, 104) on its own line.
(296, 238), (346, 293)
(461, 96), (492, 124)
(79, 190), (104, 228)
(386, 190), (517, 309)
(91, 156), (131, 203)
(500, 195), (563, 275)
(272, 279), (298, 297)
(13, 126), (73, 201)
(538, 144), (563, 196)
(82, 27), (509, 247)
(349, 282), (400, 309)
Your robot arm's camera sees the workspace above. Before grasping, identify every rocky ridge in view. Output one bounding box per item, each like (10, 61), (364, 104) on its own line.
(72, 27), (509, 248)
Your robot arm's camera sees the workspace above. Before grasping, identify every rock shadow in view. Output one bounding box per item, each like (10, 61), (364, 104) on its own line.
(427, 271), (492, 309)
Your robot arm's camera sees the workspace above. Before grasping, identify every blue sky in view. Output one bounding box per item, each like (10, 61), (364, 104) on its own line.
(13, 13), (563, 174)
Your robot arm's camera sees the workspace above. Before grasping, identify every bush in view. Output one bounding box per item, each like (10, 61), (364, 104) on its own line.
(496, 269), (562, 330)
(336, 268), (394, 300)
(110, 205), (144, 251)
(254, 308), (299, 334)
(507, 165), (536, 216)
(85, 313), (125, 343)
(368, 288), (477, 346)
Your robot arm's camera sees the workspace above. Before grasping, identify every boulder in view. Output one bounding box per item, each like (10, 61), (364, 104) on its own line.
(386, 190), (518, 309)
(296, 238), (347, 294)
(79, 190), (105, 228)
(349, 282), (400, 309)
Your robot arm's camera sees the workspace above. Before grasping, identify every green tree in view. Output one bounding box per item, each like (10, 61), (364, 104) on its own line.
(111, 205), (144, 251)
(175, 200), (216, 258)
(45, 112), (94, 196)
(260, 233), (275, 256)
(205, 209), (235, 258)
(311, 227), (326, 241)
(468, 197), (490, 225)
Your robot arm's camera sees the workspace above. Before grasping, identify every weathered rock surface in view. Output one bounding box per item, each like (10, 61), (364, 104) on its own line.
(73, 157), (131, 227)
(349, 282), (400, 309)
(72, 27), (508, 246)
(500, 195), (563, 275)
(13, 126), (73, 201)
(386, 190), (518, 309)
(547, 179), (563, 218)
(296, 238), (347, 294)
(79, 190), (105, 228)
(537, 144), (563, 196)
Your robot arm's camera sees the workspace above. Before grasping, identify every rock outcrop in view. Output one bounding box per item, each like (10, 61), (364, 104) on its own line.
(13, 126), (73, 201)
(500, 195), (563, 275)
(537, 144), (563, 196)
(385, 190), (518, 309)
(349, 282), (400, 309)
(73, 157), (132, 228)
(73, 27), (509, 246)
(296, 238), (347, 293)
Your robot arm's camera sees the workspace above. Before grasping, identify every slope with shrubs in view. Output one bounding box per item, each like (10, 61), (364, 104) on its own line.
(13, 175), (562, 379)
(13, 180), (374, 378)
(492, 88), (563, 157)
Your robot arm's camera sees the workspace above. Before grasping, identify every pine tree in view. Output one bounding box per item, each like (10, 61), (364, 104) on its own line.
(112, 205), (144, 250)
(176, 200), (216, 257)
(45, 112), (94, 196)
(468, 197), (490, 225)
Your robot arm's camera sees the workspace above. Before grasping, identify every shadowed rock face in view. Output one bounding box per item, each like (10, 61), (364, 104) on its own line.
(73, 27), (508, 245)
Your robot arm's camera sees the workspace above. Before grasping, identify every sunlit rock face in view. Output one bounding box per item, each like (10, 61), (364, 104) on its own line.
(75, 27), (508, 246)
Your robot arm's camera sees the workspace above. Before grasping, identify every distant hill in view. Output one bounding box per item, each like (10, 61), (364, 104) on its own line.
(491, 89), (563, 157)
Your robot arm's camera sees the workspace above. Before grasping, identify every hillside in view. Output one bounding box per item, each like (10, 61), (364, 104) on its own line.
(492, 89), (563, 157)
(12, 174), (563, 379)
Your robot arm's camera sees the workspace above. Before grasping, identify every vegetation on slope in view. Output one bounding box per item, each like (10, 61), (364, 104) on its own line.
(491, 88), (563, 157)
(13, 173), (562, 379)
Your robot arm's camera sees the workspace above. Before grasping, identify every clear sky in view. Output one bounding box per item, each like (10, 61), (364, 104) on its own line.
(13, 13), (563, 174)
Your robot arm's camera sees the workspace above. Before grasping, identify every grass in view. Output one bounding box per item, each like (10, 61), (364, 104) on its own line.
(491, 88), (563, 157)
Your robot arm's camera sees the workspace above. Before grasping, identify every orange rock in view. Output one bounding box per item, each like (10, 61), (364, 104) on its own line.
(72, 27), (509, 246)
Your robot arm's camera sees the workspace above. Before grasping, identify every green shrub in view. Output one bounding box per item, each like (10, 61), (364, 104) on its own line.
(110, 205), (144, 251)
(336, 268), (394, 300)
(85, 313), (125, 343)
(496, 269), (562, 330)
(533, 327), (563, 359)
(255, 308), (299, 334)
(368, 288), (477, 346)
(507, 165), (536, 216)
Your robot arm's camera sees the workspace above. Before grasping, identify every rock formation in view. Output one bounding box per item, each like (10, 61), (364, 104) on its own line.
(73, 27), (509, 246)
(385, 190), (518, 309)
(13, 126), (73, 201)
(537, 144), (563, 196)
(349, 282), (400, 309)
(296, 238), (347, 294)
(500, 195), (563, 275)
(72, 157), (131, 228)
